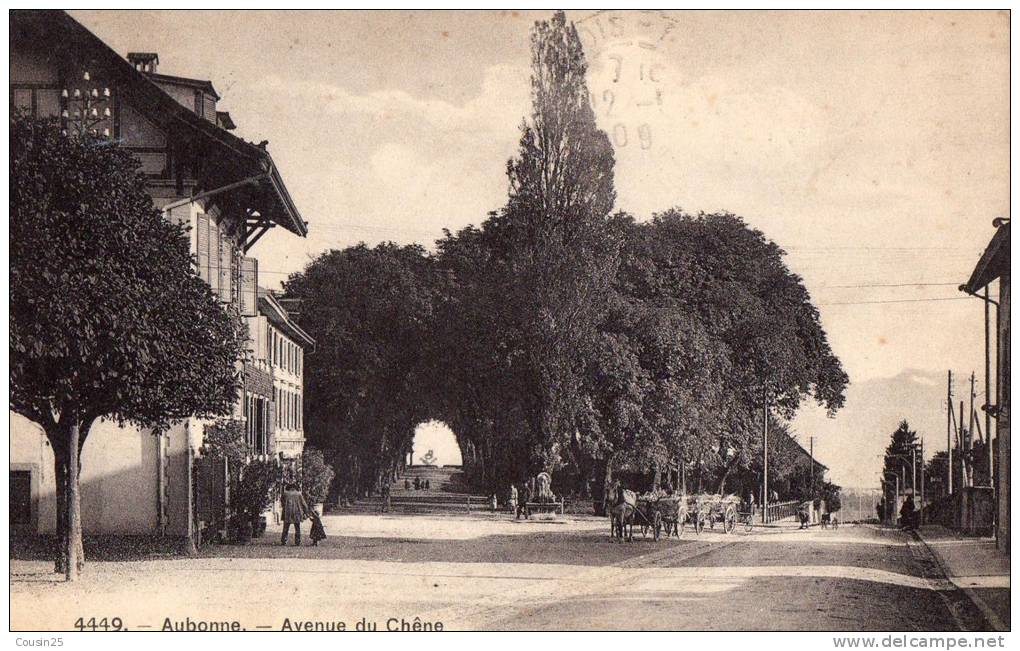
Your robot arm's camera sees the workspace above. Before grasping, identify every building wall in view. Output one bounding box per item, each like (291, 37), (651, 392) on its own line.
(9, 412), (196, 536)
(265, 322), (306, 459)
(11, 32), (277, 539)
(997, 274), (1010, 552)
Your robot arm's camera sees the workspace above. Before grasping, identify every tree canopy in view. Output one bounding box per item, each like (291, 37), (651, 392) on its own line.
(10, 113), (246, 578)
(285, 12), (848, 503)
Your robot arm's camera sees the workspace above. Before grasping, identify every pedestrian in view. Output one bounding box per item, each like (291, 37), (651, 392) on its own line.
(404, 478), (410, 491)
(490, 494), (498, 511)
(281, 482), (309, 546)
(798, 502), (810, 529)
(308, 509), (327, 546)
(425, 479), (430, 491)
(414, 477), (421, 491)
(518, 482), (532, 520)
(508, 484), (518, 514)
(381, 480), (391, 513)
(900, 495), (916, 530)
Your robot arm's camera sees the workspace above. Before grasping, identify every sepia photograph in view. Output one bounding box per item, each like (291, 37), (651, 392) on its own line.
(7, 7), (1011, 638)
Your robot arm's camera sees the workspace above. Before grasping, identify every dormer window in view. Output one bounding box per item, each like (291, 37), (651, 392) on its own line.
(126, 52), (159, 74)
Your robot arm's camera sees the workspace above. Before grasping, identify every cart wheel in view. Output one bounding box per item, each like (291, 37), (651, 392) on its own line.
(744, 515), (754, 533)
(653, 511), (662, 541)
(724, 506), (737, 534)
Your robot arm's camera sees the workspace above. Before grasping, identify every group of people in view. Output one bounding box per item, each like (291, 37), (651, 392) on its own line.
(508, 482), (532, 519)
(404, 477), (431, 491)
(280, 482), (328, 546)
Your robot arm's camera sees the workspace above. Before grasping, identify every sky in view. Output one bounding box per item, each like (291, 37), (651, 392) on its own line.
(70, 10), (1009, 484)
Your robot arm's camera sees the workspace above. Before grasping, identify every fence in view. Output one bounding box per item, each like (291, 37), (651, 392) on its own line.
(764, 500), (799, 523)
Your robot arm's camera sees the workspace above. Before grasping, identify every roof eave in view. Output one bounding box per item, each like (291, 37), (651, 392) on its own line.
(963, 224), (1010, 293)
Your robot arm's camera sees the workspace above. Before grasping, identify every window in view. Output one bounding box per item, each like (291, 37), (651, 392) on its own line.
(11, 86), (61, 118)
(265, 325), (272, 365)
(10, 470), (31, 526)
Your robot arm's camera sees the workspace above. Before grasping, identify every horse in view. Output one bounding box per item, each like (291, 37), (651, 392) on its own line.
(609, 486), (637, 542)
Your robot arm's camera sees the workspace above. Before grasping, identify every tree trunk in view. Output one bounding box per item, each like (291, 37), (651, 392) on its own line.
(717, 465), (732, 495)
(651, 459), (661, 493)
(65, 418), (84, 581)
(592, 457), (612, 516)
(52, 443), (68, 574)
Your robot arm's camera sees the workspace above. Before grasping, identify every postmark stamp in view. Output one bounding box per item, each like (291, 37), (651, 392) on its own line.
(575, 10), (679, 152)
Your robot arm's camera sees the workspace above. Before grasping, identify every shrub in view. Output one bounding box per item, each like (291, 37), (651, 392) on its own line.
(202, 419), (248, 484)
(302, 447), (335, 505)
(235, 459), (282, 529)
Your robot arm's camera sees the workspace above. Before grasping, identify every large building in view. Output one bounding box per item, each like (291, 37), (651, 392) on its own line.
(962, 219), (1010, 553)
(9, 10), (311, 541)
(243, 288), (315, 461)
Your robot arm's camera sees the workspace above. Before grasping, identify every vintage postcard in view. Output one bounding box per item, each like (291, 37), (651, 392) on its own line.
(7, 8), (1010, 639)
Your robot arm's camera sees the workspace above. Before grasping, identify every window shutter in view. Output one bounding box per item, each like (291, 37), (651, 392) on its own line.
(240, 257), (258, 317)
(220, 239), (233, 303)
(208, 222), (220, 296)
(256, 317), (267, 361)
(196, 213), (210, 282)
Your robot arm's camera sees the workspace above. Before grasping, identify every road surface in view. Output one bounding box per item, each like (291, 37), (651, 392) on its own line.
(9, 514), (997, 631)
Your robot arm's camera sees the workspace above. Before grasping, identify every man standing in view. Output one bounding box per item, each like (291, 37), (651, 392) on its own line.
(281, 483), (309, 546)
(518, 482), (532, 520)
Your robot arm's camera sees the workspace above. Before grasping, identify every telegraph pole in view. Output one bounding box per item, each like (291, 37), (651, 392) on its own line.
(809, 437), (815, 488)
(920, 438), (925, 523)
(762, 386), (769, 524)
(959, 399), (967, 487)
(984, 285), (993, 487)
(970, 372), (977, 487)
(946, 371), (953, 494)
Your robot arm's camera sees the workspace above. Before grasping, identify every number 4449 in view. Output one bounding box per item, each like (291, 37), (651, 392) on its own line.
(74, 617), (124, 631)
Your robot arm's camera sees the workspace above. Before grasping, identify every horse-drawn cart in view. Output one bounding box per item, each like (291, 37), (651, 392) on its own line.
(609, 489), (742, 541)
(688, 494), (740, 534)
(636, 494), (688, 540)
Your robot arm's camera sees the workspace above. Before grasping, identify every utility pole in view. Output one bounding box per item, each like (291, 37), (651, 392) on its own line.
(762, 386), (769, 524)
(959, 399), (967, 487)
(913, 446), (922, 502)
(946, 371), (953, 494)
(984, 285), (993, 488)
(919, 439), (925, 523)
(809, 436), (815, 488)
(970, 372), (977, 487)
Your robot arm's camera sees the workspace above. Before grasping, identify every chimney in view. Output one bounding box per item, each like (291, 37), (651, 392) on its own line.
(127, 52), (159, 74)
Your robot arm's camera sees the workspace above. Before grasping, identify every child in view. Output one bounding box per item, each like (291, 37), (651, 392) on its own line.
(308, 509), (327, 546)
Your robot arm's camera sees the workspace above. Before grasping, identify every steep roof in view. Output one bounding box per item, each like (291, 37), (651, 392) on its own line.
(962, 222), (1010, 293)
(258, 288), (315, 351)
(10, 10), (307, 238)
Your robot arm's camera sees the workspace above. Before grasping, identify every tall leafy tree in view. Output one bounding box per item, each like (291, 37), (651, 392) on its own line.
(283, 243), (443, 497)
(482, 10), (620, 478)
(10, 115), (245, 580)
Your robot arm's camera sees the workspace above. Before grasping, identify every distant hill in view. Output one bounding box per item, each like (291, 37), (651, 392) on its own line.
(790, 369), (970, 489)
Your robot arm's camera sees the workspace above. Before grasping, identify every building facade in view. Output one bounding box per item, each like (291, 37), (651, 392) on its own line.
(962, 220), (1010, 552)
(243, 289), (315, 461)
(9, 10), (310, 540)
